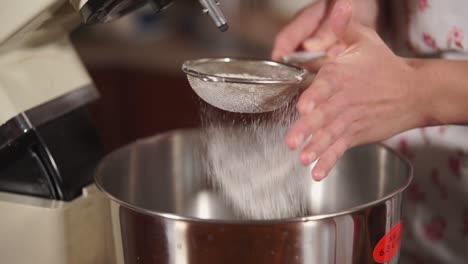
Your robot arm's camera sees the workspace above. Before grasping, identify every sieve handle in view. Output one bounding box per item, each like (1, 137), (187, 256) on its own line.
(281, 51), (326, 64)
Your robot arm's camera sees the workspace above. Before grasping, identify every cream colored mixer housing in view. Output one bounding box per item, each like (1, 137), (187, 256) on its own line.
(0, 1), (227, 263)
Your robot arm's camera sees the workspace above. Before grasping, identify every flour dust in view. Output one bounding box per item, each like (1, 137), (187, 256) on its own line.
(200, 97), (312, 220)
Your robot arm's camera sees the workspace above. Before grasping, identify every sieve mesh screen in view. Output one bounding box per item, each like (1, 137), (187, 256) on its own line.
(183, 58), (306, 113)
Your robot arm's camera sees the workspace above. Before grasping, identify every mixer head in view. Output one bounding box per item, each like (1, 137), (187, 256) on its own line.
(80, 0), (228, 31)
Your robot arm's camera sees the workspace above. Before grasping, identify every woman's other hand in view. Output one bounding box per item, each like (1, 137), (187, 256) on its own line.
(271, 0), (379, 64)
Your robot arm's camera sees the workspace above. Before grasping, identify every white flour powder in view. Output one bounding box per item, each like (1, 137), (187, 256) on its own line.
(216, 72), (269, 79)
(201, 98), (312, 220)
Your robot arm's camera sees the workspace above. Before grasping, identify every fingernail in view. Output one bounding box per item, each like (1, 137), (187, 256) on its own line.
(301, 152), (317, 165)
(294, 133), (305, 148)
(303, 38), (322, 51)
(312, 169), (325, 181)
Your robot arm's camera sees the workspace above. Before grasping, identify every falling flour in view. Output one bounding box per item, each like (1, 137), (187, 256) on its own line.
(200, 97), (312, 220)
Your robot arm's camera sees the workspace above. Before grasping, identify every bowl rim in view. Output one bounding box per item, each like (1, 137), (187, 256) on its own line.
(95, 129), (413, 224)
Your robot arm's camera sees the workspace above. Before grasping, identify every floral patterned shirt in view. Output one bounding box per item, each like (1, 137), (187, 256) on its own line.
(385, 1), (468, 263)
(390, 0), (467, 59)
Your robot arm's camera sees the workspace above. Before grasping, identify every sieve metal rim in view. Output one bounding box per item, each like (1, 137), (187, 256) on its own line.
(182, 57), (306, 85)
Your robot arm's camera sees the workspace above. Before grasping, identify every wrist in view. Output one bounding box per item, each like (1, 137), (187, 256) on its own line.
(398, 58), (434, 129)
(404, 58), (435, 127)
(406, 58), (468, 126)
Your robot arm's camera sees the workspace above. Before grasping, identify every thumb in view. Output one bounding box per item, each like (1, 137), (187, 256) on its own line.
(329, 0), (360, 44)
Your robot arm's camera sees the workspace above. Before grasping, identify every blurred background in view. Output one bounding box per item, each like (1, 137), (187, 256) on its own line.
(71, 0), (312, 151)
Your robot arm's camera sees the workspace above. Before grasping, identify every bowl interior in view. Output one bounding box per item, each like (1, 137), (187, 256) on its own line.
(95, 130), (411, 221)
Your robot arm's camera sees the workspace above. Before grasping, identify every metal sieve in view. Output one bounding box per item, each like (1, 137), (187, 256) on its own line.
(182, 58), (307, 113)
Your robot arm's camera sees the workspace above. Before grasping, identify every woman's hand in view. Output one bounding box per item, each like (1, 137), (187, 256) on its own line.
(285, 0), (427, 181)
(272, 0), (379, 63)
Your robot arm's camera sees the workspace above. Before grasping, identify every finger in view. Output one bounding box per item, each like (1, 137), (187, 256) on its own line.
(297, 64), (340, 115)
(311, 137), (348, 181)
(307, 0), (365, 47)
(286, 102), (343, 150)
(299, 105), (366, 165)
(272, 1), (327, 60)
(302, 33), (337, 52)
(300, 119), (346, 165)
(298, 43), (345, 72)
(330, 0), (353, 39)
(297, 78), (334, 115)
(302, 32), (337, 53)
(286, 111), (325, 150)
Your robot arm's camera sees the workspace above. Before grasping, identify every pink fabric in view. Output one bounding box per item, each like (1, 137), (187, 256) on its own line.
(385, 2), (468, 263)
(397, 0), (468, 56)
(385, 127), (468, 264)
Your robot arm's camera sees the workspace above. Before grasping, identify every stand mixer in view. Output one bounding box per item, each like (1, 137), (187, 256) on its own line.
(0, 1), (227, 263)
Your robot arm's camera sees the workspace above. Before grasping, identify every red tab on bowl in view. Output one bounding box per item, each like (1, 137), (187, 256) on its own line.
(373, 221), (403, 263)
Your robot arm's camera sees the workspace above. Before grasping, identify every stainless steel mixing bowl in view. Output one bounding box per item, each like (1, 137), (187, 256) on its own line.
(95, 129), (412, 264)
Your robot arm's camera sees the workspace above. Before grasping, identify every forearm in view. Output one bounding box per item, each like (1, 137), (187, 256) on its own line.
(409, 58), (468, 126)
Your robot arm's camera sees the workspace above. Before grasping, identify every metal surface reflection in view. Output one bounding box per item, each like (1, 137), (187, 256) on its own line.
(97, 129), (412, 264)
